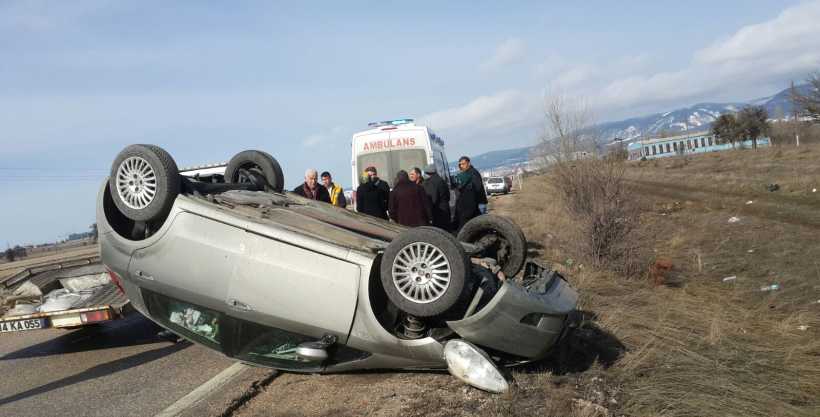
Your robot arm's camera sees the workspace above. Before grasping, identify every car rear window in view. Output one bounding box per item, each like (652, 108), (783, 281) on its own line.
(487, 178), (504, 184)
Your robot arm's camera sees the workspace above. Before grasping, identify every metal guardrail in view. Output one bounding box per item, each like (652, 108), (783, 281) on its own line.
(0, 255), (101, 289)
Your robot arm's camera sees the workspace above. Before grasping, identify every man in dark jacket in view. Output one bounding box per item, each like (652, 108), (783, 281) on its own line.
(422, 164), (451, 230)
(356, 166), (389, 220)
(454, 156), (487, 230)
(389, 170), (431, 227)
(293, 168), (331, 203)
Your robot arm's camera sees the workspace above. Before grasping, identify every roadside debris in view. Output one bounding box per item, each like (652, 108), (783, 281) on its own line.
(722, 276), (737, 282)
(649, 258), (673, 286)
(1, 281), (43, 317)
(728, 216), (741, 223)
(766, 183), (780, 192)
(657, 201), (683, 214)
(760, 284), (780, 292)
(572, 399), (610, 417)
(747, 249), (755, 253)
(746, 200), (754, 205)
(797, 325), (809, 331)
(39, 289), (89, 313)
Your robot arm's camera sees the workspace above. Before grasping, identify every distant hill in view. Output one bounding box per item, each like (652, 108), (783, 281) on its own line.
(448, 146), (531, 171)
(459, 83), (810, 172)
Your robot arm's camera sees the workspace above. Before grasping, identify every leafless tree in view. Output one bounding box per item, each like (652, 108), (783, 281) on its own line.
(533, 93), (645, 276)
(791, 73), (820, 122)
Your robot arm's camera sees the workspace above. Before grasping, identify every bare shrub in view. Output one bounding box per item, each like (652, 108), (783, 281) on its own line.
(551, 159), (645, 276)
(534, 93), (645, 276)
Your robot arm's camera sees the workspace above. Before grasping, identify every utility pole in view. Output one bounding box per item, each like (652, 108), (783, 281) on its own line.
(791, 81), (800, 147)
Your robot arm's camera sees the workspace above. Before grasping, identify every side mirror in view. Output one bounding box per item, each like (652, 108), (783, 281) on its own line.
(294, 334), (337, 363)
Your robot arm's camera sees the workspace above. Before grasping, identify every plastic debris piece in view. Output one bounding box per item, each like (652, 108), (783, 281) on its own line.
(813, 188), (817, 193)
(747, 249), (755, 253)
(722, 276), (737, 282)
(766, 183), (780, 192)
(728, 216), (741, 223)
(797, 325), (809, 331)
(745, 200), (754, 205)
(760, 284), (780, 292)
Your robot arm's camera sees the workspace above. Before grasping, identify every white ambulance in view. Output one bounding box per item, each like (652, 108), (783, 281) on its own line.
(351, 118), (452, 188)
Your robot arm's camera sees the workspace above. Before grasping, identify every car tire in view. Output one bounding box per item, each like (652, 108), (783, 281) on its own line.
(224, 150), (284, 193)
(457, 214), (527, 278)
(381, 227), (470, 317)
(109, 144), (180, 222)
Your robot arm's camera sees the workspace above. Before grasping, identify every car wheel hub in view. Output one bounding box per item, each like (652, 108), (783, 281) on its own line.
(116, 156), (157, 210)
(392, 242), (451, 304)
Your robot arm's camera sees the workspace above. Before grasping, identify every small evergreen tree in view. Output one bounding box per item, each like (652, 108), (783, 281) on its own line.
(711, 113), (742, 147)
(737, 105), (770, 149)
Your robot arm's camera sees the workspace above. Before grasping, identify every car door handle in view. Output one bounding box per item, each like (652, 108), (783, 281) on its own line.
(227, 299), (252, 312)
(134, 270), (154, 281)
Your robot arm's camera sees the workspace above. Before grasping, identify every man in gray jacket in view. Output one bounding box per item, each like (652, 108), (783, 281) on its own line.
(422, 164), (451, 230)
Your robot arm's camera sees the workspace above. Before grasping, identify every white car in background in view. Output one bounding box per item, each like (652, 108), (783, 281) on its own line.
(485, 176), (509, 195)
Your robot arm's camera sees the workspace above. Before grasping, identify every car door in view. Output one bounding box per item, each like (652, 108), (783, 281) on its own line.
(128, 211), (246, 315)
(226, 232), (360, 344)
(128, 212), (248, 350)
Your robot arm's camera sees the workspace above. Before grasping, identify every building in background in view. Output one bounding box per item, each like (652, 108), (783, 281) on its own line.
(627, 131), (771, 160)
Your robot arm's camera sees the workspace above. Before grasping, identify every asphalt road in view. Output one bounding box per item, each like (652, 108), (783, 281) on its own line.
(0, 312), (238, 417)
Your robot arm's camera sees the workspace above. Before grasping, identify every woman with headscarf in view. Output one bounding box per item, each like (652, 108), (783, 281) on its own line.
(388, 170), (431, 227)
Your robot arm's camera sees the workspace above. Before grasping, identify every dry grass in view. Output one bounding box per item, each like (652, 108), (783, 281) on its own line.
(235, 144), (820, 417)
(490, 143), (820, 416)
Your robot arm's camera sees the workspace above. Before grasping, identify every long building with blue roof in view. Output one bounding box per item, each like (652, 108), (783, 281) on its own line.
(627, 131), (770, 160)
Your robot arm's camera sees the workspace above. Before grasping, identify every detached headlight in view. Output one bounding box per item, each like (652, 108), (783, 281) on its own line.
(443, 339), (509, 393)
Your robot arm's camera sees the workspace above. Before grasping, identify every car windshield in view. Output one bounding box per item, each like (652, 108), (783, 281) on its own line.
(487, 178), (503, 184)
(357, 149), (427, 188)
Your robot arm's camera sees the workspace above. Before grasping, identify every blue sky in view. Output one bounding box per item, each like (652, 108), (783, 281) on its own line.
(2, 0), (819, 245)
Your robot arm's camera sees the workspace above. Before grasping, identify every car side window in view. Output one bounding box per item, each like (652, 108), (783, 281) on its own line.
(224, 318), (370, 371)
(228, 319), (317, 370)
(143, 290), (221, 349)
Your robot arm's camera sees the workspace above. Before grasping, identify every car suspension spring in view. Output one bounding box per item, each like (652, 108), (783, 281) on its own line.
(402, 315), (427, 339)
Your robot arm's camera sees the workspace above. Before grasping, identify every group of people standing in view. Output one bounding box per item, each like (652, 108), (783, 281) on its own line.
(292, 169), (347, 207)
(292, 156), (487, 232)
(356, 156), (486, 232)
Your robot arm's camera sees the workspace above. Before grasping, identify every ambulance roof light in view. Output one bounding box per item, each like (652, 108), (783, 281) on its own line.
(367, 118), (414, 128)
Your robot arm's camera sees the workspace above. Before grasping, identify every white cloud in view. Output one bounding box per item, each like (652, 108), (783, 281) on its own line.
(480, 38), (526, 73)
(590, 1), (820, 113)
(695, 1), (820, 65)
(419, 90), (534, 131)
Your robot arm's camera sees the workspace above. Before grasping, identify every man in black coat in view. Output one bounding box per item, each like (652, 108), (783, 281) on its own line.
(422, 164), (451, 230)
(356, 166), (390, 220)
(293, 168), (331, 203)
(455, 156), (487, 230)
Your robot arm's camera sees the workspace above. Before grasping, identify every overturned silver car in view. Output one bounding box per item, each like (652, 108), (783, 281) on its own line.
(98, 145), (578, 392)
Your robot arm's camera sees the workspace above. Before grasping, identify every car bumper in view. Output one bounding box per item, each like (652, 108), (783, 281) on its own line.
(447, 262), (578, 359)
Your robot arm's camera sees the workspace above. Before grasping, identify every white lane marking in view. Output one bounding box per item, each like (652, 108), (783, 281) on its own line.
(154, 362), (249, 417)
